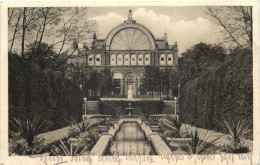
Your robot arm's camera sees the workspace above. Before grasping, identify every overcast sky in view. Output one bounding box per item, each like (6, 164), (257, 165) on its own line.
(86, 6), (223, 55)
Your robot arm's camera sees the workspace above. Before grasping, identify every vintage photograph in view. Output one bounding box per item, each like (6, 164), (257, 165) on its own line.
(7, 6), (253, 156)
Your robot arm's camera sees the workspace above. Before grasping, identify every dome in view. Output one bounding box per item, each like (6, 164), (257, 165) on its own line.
(105, 12), (156, 51)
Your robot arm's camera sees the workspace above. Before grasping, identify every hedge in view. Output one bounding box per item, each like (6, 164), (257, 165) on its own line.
(9, 54), (82, 131)
(98, 100), (164, 116)
(179, 50), (253, 133)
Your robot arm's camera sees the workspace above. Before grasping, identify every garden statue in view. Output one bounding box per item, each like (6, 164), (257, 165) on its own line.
(127, 85), (133, 99)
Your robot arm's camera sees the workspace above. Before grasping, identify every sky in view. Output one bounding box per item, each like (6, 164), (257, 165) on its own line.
(86, 6), (223, 55)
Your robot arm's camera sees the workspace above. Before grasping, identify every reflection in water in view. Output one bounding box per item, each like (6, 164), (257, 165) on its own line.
(109, 122), (154, 155)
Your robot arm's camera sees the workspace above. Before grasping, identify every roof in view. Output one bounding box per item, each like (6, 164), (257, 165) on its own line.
(156, 40), (167, 50)
(92, 39), (105, 50)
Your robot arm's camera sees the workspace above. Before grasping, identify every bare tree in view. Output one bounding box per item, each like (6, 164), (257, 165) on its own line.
(8, 8), (22, 53)
(207, 6), (252, 49)
(20, 8), (40, 58)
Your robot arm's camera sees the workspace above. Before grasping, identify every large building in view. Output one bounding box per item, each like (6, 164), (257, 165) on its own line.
(69, 9), (178, 99)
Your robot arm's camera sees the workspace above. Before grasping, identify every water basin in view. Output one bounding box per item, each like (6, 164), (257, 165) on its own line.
(107, 122), (154, 155)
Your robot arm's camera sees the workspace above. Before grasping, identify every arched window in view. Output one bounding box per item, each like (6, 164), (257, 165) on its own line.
(167, 54), (173, 65)
(117, 54), (123, 65)
(88, 54), (94, 65)
(138, 54), (143, 65)
(124, 54), (130, 65)
(110, 54), (116, 65)
(160, 54), (166, 65)
(131, 54), (137, 65)
(113, 73), (123, 95)
(95, 54), (101, 65)
(124, 72), (135, 95)
(144, 54), (150, 65)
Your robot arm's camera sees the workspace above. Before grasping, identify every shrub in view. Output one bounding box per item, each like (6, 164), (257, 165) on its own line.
(98, 100), (164, 115)
(50, 128), (101, 156)
(220, 144), (250, 153)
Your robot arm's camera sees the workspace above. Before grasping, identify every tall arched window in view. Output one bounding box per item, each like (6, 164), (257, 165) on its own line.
(159, 54), (166, 65)
(117, 54), (123, 65)
(110, 54), (116, 65)
(113, 73), (123, 95)
(95, 54), (101, 65)
(124, 72), (135, 95)
(144, 54), (150, 65)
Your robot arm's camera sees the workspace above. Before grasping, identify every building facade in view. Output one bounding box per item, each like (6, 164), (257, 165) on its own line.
(68, 10), (178, 98)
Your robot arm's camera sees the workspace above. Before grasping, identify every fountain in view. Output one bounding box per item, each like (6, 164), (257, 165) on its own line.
(126, 85), (134, 116)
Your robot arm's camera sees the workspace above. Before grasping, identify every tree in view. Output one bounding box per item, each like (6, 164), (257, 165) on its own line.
(143, 66), (161, 97)
(178, 43), (226, 84)
(8, 8), (23, 54)
(160, 67), (172, 98)
(25, 42), (56, 69)
(100, 66), (113, 97)
(207, 7), (252, 49)
(88, 70), (101, 97)
(8, 7), (96, 67)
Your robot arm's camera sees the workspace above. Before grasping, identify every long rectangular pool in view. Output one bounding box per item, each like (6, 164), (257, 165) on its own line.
(107, 122), (154, 155)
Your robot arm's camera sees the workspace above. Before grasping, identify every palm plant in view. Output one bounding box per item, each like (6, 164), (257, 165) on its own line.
(140, 108), (151, 122)
(69, 117), (103, 134)
(178, 127), (222, 154)
(9, 117), (51, 148)
(54, 138), (85, 156)
(215, 119), (252, 150)
(160, 114), (182, 135)
(149, 116), (161, 125)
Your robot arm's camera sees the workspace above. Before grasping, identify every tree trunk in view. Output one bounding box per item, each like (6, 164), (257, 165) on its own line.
(8, 8), (15, 25)
(29, 25), (41, 60)
(35, 11), (48, 58)
(21, 7), (27, 58)
(9, 9), (22, 54)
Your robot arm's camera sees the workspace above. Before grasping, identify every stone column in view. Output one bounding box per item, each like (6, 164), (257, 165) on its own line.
(130, 54), (132, 65)
(138, 77), (141, 96)
(135, 78), (138, 96)
(123, 55), (124, 65)
(122, 78), (125, 97)
(120, 79), (123, 96)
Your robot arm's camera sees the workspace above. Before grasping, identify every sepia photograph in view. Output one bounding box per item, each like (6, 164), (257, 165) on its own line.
(2, 2), (258, 163)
